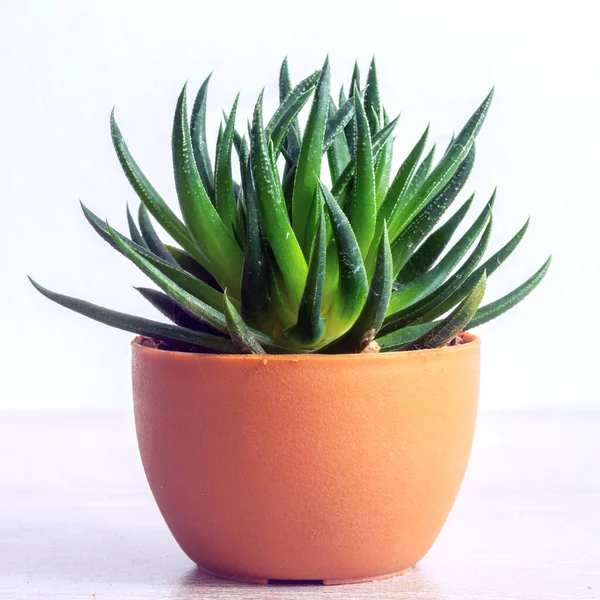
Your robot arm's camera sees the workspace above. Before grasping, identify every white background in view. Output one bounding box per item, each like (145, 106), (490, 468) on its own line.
(1, 0), (598, 410)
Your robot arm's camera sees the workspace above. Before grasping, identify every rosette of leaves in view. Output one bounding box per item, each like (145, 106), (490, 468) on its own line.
(30, 58), (550, 354)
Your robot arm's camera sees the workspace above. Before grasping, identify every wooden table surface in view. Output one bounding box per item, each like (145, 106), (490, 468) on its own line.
(1, 411), (598, 600)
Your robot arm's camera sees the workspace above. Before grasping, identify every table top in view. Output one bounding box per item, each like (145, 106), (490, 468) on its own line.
(1, 410), (598, 600)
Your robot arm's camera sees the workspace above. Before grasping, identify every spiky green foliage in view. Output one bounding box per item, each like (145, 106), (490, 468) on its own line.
(30, 58), (550, 354)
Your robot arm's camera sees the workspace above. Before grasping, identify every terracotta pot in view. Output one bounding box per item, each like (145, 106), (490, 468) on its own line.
(132, 332), (481, 585)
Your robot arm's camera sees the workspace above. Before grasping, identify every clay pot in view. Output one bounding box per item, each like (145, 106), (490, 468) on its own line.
(132, 332), (480, 585)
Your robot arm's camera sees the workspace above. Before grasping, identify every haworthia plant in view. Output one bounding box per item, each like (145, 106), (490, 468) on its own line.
(30, 58), (550, 354)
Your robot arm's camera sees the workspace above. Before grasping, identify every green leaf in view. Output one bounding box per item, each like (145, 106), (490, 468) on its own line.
(80, 203), (228, 311)
(323, 94), (356, 152)
(402, 272), (487, 350)
(137, 204), (179, 266)
(344, 62), (361, 155)
(241, 166), (269, 328)
(320, 181), (369, 337)
(395, 194), (473, 286)
(347, 86), (376, 259)
(379, 124), (429, 230)
(223, 292), (266, 354)
(339, 84), (347, 107)
(376, 321), (436, 352)
(383, 206), (493, 332)
(374, 110), (394, 210)
(278, 57), (302, 163)
(390, 143), (476, 276)
(190, 74), (215, 202)
(331, 114), (399, 200)
(364, 58), (381, 133)
(292, 57), (331, 255)
(378, 256), (550, 350)
(387, 197), (491, 315)
(266, 68), (321, 141)
(467, 257), (551, 329)
(326, 99), (351, 184)
(269, 89), (314, 156)
(136, 287), (226, 335)
(425, 216), (530, 319)
(335, 225), (393, 352)
(363, 125), (430, 272)
(390, 89), (493, 240)
(106, 222), (286, 350)
(371, 115), (400, 156)
(126, 204), (148, 249)
(110, 109), (206, 266)
(285, 198), (327, 347)
(29, 277), (235, 352)
(251, 91), (307, 312)
(404, 143), (436, 202)
(389, 138), (472, 242)
(452, 88), (494, 150)
(215, 94), (241, 238)
(107, 221), (229, 330)
(163, 244), (221, 289)
(172, 84), (243, 295)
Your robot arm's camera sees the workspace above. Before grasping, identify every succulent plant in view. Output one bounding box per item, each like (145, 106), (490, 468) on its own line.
(29, 57), (550, 354)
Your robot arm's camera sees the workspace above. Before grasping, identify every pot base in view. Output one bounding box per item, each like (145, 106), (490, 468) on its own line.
(199, 566), (413, 586)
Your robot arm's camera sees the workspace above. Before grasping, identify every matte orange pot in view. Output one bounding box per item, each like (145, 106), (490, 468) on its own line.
(132, 332), (480, 585)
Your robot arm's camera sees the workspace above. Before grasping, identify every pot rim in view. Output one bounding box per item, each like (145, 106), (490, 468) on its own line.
(132, 332), (480, 362)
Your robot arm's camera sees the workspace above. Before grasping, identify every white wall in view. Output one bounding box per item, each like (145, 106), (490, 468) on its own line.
(1, 0), (598, 410)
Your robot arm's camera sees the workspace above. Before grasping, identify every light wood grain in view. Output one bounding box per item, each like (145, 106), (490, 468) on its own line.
(1, 411), (599, 599)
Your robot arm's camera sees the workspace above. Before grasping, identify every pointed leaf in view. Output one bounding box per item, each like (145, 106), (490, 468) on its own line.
(344, 62), (361, 155)
(402, 272), (487, 350)
(126, 204), (147, 249)
(391, 143), (476, 276)
(364, 58), (381, 132)
(190, 74), (215, 202)
(136, 287), (226, 335)
(138, 204), (179, 266)
(266, 68), (321, 140)
(379, 125), (429, 228)
(285, 199), (327, 347)
(241, 166), (269, 328)
(215, 94), (241, 237)
(81, 204), (228, 311)
(331, 114), (399, 200)
(326, 99), (352, 184)
(269, 89), (314, 155)
(110, 109), (205, 266)
(391, 90), (493, 239)
(107, 222), (228, 331)
(106, 222), (286, 350)
(29, 278), (234, 352)
(404, 143), (436, 202)
(467, 257), (551, 329)
(396, 194), (473, 286)
(251, 92), (307, 311)
(320, 181), (369, 336)
(278, 57), (302, 163)
(374, 110), (394, 209)
(172, 84), (243, 294)
(376, 321), (436, 352)
(384, 209), (493, 332)
(323, 95), (356, 152)
(426, 216), (530, 319)
(347, 86), (376, 258)
(336, 225), (392, 352)
(387, 197), (491, 315)
(223, 292), (266, 354)
(292, 57), (330, 255)
(164, 244), (221, 289)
